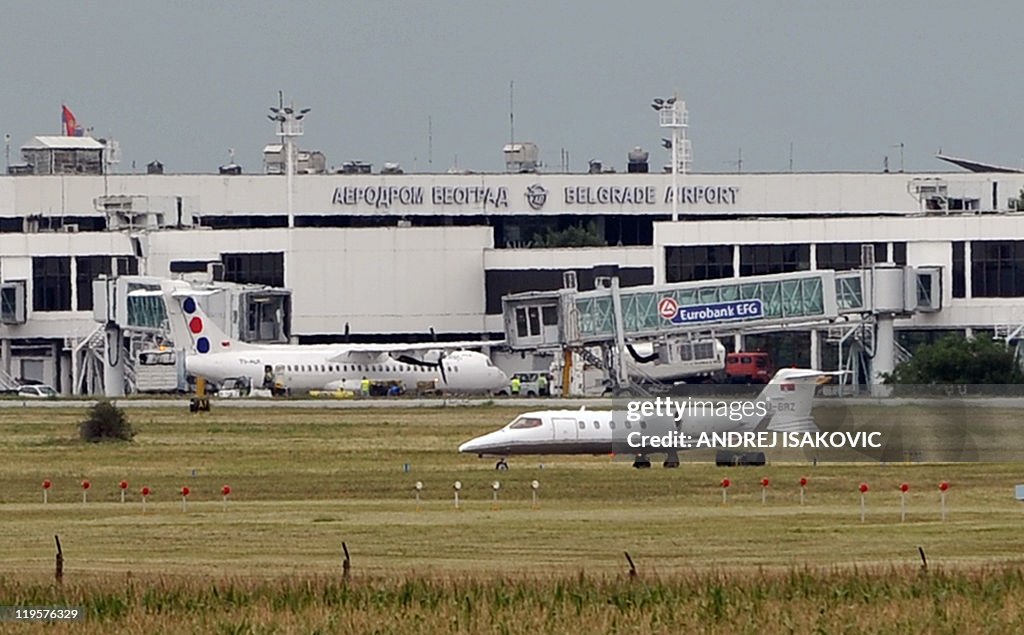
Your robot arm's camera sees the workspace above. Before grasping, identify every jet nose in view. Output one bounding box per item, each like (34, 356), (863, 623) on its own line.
(460, 430), (500, 454)
(492, 368), (510, 390)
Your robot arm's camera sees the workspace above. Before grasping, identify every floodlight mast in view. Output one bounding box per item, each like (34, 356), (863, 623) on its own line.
(652, 93), (691, 222)
(268, 95), (309, 228)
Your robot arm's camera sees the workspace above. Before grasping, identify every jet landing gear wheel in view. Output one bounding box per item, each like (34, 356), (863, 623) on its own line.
(632, 455), (652, 469)
(495, 459), (509, 471)
(663, 451), (680, 468)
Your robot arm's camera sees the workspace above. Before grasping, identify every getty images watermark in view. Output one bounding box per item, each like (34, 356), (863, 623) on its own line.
(608, 385), (1024, 462)
(618, 396), (881, 452)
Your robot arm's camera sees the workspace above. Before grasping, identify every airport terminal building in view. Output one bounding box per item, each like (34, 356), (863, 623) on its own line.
(3, 136), (1024, 392)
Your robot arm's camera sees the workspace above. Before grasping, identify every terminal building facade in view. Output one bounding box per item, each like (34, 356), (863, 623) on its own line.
(2, 135), (1024, 392)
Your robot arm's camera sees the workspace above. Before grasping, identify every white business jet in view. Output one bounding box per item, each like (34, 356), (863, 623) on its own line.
(459, 368), (829, 469)
(161, 281), (508, 395)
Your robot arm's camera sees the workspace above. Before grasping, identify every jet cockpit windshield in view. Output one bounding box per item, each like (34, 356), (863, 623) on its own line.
(508, 416), (543, 430)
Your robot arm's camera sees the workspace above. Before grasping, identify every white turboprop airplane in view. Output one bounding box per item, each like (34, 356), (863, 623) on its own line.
(161, 281), (509, 395)
(459, 368), (829, 469)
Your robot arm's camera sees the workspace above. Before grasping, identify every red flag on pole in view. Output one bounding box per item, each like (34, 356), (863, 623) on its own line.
(62, 105), (77, 136)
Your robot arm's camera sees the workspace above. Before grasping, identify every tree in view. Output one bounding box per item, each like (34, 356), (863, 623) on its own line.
(884, 334), (1024, 384)
(80, 400), (135, 442)
(531, 221), (606, 248)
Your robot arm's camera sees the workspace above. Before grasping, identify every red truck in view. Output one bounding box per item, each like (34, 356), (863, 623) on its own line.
(724, 352), (774, 384)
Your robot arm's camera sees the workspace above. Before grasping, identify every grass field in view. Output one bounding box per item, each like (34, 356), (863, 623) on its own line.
(2, 402), (1024, 633)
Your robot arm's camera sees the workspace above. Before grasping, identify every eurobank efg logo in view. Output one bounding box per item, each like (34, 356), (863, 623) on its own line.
(525, 184), (548, 210)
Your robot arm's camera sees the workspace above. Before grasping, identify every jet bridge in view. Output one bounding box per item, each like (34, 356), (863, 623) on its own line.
(502, 264), (942, 393)
(86, 276), (292, 397)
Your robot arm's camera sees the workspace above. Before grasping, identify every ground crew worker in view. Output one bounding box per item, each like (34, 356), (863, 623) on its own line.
(510, 375), (521, 396)
(360, 376), (370, 397)
(537, 373), (548, 396)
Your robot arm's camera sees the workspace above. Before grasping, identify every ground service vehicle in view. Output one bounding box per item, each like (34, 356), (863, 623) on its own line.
(724, 352), (774, 384)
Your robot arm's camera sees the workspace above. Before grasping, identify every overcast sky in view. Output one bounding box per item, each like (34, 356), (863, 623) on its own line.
(2, 1), (1021, 175)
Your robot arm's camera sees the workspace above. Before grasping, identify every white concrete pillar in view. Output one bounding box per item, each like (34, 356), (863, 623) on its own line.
(60, 350), (73, 396)
(104, 324), (125, 397)
(1, 338), (10, 378)
(872, 314), (896, 396)
(810, 329), (821, 370)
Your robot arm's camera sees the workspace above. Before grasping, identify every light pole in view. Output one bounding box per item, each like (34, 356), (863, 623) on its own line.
(652, 94), (691, 222)
(268, 97), (310, 228)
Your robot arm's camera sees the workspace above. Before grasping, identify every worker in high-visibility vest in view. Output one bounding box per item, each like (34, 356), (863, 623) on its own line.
(537, 374), (549, 396)
(360, 376), (371, 397)
(510, 376), (521, 396)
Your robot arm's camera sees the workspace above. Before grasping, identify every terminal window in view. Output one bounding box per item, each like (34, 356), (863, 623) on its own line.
(952, 242), (965, 298)
(665, 245), (734, 283)
(32, 256), (71, 312)
(970, 240), (1024, 297)
(222, 252), (284, 288)
(739, 244), (810, 276)
(116, 256), (139, 276)
(892, 242), (907, 266)
(75, 256), (112, 311)
(815, 243), (886, 270)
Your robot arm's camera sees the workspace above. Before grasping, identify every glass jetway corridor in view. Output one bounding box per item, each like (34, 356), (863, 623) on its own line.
(502, 265), (941, 391)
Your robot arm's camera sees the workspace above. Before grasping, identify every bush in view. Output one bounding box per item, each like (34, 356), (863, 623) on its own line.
(80, 400), (135, 442)
(885, 334), (1024, 384)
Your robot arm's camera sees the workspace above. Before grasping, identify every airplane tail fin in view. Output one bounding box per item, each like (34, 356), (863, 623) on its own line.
(160, 281), (255, 354)
(751, 368), (829, 433)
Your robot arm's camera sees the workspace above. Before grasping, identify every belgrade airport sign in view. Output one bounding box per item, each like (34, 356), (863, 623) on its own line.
(330, 180), (740, 213)
(658, 297), (764, 325)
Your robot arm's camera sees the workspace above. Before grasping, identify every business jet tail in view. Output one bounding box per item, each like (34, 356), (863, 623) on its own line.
(752, 368), (831, 434)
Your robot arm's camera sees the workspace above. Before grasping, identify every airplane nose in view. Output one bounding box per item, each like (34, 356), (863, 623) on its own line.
(493, 369), (510, 389)
(460, 430), (499, 454)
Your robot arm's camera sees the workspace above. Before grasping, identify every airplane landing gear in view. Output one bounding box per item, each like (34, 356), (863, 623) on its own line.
(495, 458), (509, 471)
(663, 450), (680, 468)
(632, 455), (652, 469)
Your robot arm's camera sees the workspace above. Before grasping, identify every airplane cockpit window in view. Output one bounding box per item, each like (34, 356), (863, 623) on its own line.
(509, 417), (542, 430)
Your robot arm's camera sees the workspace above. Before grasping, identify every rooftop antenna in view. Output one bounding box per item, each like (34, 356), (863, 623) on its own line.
(723, 148), (742, 173)
(509, 80), (515, 146)
(890, 142), (905, 172)
(428, 116), (433, 170)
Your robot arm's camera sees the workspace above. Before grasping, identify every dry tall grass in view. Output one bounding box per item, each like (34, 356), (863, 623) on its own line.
(3, 567), (1024, 633)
